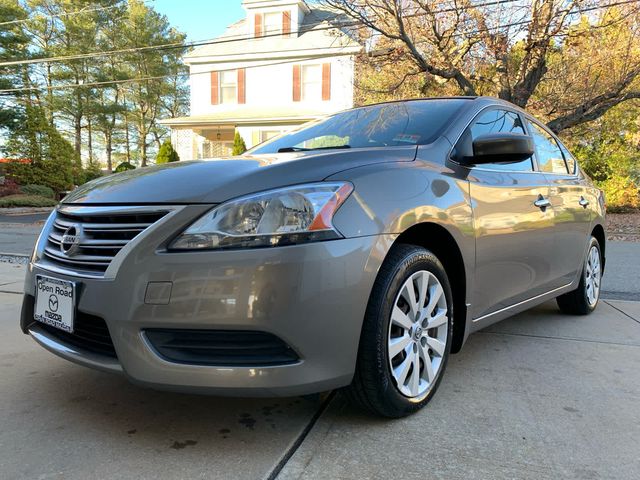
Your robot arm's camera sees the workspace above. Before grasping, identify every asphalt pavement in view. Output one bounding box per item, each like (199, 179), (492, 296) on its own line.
(0, 209), (50, 256)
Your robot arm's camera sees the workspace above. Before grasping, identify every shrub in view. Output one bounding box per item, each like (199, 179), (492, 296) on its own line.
(114, 162), (136, 173)
(83, 163), (103, 182)
(156, 139), (180, 164)
(7, 157), (74, 194)
(0, 177), (20, 197)
(232, 131), (247, 155)
(20, 184), (55, 198)
(599, 176), (640, 212)
(0, 194), (57, 208)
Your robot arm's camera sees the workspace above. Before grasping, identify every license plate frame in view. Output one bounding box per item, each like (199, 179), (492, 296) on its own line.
(34, 275), (76, 333)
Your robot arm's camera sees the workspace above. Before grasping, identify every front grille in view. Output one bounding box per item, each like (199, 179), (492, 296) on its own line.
(38, 309), (117, 358)
(43, 207), (168, 276)
(145, 329), (300, 367)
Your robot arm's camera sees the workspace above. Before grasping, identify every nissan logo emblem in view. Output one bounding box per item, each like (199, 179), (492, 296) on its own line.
(60, 224), (82, 256)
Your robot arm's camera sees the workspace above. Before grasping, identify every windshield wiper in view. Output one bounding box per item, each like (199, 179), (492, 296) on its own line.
(277, 145), (351, 153)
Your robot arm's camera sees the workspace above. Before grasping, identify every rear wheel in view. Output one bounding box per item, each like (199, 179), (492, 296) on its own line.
(556, 236), (602, 315)
(345, 244), (453, 418)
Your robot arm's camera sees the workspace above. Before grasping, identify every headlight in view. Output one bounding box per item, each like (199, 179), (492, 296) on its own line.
(169, 182), (353, 250)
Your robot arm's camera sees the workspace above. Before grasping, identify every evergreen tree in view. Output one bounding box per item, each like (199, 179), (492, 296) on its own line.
(232, 131), (247, 155)
(114, 161), (135, 173)
(5, 104), (77, 193)
(156, 139), (179, 164)
(122, 0), (187, 166)
(0, 0), (29, 130)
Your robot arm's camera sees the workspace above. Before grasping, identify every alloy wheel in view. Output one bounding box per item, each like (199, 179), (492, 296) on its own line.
(387, 270), (449, 398)
(585, 245), (601, 307)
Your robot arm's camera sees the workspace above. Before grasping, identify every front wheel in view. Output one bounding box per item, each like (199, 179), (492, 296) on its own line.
(556, 236), (602, 315)
(345, 244), (453, 418)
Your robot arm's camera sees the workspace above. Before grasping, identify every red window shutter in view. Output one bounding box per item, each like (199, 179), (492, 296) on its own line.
(322, 63), (331, 101)
(282, 11), (291, 36)
(254, 13), (263, 38)
(292, 64), (301, 102)
(237, 68), (246, 104)
(210, 71), (219, 105)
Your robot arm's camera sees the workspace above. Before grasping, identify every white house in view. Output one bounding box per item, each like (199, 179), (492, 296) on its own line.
(161, 0), (362, 159)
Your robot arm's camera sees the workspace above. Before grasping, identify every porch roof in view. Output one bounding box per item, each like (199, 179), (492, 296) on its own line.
(159, 107), (327, 127)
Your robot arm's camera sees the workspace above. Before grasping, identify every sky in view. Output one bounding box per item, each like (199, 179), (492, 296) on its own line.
(153, 0), (246, 41)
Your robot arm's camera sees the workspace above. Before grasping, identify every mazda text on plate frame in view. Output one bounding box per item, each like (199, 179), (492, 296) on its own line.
(21, 97), (606, 417)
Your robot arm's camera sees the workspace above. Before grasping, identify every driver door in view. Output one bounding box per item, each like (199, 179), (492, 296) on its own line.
(463, 108), (556, 319)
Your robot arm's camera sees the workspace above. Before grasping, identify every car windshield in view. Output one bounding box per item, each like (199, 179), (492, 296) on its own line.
(248, 99), (467, 155)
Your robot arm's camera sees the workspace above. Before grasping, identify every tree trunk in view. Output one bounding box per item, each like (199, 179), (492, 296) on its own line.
(74, 114), (82, 157)
(139, 110), (148, 167)
(74, 76), (83, 157)
(152, 130), (162, 150)
(140, 131), (147, 167)
(45, 62), (54, 126)
(104, 131), (113, 173)
(87, 118), (94, 165)
(124, 111), (131, 163)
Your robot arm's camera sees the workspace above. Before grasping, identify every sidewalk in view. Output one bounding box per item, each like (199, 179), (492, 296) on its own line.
(0, 261), (24, 294)
(278, 299), (640, 480)
(1, 258), (638, 479)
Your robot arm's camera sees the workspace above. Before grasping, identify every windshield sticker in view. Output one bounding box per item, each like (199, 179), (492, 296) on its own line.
(392, 134), (421, 144)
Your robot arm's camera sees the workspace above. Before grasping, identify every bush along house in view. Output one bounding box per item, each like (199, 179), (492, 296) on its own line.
(160, 0), (361, 159)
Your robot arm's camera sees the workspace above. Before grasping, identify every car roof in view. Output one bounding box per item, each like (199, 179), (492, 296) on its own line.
(353, 96), (524, 113)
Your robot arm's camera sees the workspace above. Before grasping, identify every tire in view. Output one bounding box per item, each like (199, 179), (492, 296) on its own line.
(556, 236), (602, 315)
(345, 244), (453, 418)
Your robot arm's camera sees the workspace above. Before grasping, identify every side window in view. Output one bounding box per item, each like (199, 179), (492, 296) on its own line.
(469, 109), (533, 172)
(528, 121), (569, 174)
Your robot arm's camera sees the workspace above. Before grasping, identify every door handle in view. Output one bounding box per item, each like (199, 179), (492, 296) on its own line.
(534, 195), (551, 210)
(579, 196), (590, 208)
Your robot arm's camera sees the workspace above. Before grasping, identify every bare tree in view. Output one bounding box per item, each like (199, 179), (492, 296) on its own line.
(323, 0), (640, 132)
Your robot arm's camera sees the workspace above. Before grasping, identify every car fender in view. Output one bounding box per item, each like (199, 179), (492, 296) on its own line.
(326, 145), (475, 345)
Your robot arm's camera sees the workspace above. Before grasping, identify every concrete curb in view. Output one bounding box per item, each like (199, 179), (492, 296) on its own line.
(0, 207), (54, 215)
(0, 252), (29, 258)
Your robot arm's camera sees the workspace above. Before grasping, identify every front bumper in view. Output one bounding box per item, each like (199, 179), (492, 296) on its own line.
(22, 216), (391, 396)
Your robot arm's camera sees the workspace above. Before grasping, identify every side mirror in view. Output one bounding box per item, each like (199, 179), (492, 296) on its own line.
(468, 133), (534, 165)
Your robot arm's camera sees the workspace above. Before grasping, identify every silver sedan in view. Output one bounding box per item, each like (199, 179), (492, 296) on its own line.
(21, 97), (605, 417)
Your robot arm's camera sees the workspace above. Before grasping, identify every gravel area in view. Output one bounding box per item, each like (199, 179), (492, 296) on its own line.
(607, 212), (640, 242)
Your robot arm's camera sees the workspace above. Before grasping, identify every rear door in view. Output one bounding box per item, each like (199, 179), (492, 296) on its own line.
(526, 120), (591, 287)
(463, 108), (556, 319)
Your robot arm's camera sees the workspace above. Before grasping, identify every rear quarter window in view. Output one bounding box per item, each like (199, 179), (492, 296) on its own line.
(528, 121), (569, 174)
(559, 144), (577, 174)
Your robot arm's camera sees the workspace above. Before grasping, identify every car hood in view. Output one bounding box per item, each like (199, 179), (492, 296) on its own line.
(63, 146), (418, 204)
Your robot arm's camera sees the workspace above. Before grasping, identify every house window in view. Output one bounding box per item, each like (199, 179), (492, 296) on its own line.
(199, 140), (233, 159)
(220, 70), (237, 104)
(264, 12), (281, 34)
(261, 130), (281, 142)
(302, 64), (322, 101)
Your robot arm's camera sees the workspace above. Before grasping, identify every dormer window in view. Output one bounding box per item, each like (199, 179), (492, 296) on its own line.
(264, 12), (281, 34)
(254, 10), (292, 38)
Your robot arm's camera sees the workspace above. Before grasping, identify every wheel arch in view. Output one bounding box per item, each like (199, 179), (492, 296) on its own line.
(392, 222), (468, 354)
(591, 223), (606, 272)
